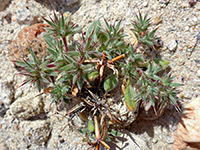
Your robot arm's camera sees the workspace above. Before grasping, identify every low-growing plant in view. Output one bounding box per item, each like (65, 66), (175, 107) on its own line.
(15, 11), (182, 149)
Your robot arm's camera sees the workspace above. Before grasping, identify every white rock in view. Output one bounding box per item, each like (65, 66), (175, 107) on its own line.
(143, 1), (148, 7)
(167, 39), (178, 52)
(184, 26), (189, 31)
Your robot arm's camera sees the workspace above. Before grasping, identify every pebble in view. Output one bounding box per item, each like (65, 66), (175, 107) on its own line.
(152, 16), (163, 25)
(167, 39), (178, 52)
(184, 26), (190, 31)
(143, 1), (148, 7)
(197, 70), (200, 77)
(197, 32), (200, 41)
(189, 0), (197, 7)
(152, 138), (158, 143)
(0, 104), (7, 117)
(167, 137), (174, 144)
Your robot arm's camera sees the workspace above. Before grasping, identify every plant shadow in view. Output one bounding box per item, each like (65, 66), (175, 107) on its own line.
(106, 104), (182, 150)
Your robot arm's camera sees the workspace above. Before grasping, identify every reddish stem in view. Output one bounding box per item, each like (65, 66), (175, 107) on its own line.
(62, 37), (68, 52)
(134, 42), (140, 52)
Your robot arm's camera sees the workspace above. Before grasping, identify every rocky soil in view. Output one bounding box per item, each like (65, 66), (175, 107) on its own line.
(0, 0), (200, 150)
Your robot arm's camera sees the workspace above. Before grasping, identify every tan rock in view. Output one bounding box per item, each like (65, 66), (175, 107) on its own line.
(10, 93), (44, 120)
(8, 23), (50, 62)
(173, 97), (200, 150)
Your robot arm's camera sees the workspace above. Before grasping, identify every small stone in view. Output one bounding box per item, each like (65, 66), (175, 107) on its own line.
(195, 60), (200, 64)
(197, 32), (200, 41)
(152, 16), (163, 25)
(197, 70), (200, 77)
(178, 55), (186, 65)
(143, 1), (148, 7)
(152, 138), (158, 143)
(184, 26), (190, 31)
(167, 39), (178, 52)
(167, 137), (174, 144)
(11, 15), (17, 22)
(189, 0), (196, 7)
(0, 104), (7, 117)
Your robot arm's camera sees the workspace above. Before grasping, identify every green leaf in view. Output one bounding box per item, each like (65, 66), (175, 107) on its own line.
(71, 27), (82, 34)
(20, 78), (32, 87)
(59, 64), (73, 72)
(155, 59), (169, 69)
(141, 23), (148, 31)
(36, 80), (41, 92)
(29, 48), (40, 64)
(110, 129), (122, 136)
(98, 32), (108, 42)
(64, 16), (70, 25)
(53, 11), (59, 22)
(61, 14), (65, 31)
(169, 94), (177, 106)
(72, 74), (78, 85)
(104, 74), (119, 91)
(77, 77), (84, 90)
(170, 82), (183, 87)
(148, 29), (157, 38)
(65, 54), (74, 63)
(47, 48), (58, 58)
(87, 120), (95, 132)
(124, 80), (138, 112)
(49, 71), (58, 76)
(86, 71), (99, 81)
(116, 41), (124, 47)
(86, 20), (101, 39)
(115, 20), (122, 31)
(22, 59), (35, 70)
(43, 18), (55, 28)
(14, 60), (26, 67)
(104, 19), (110, 31)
